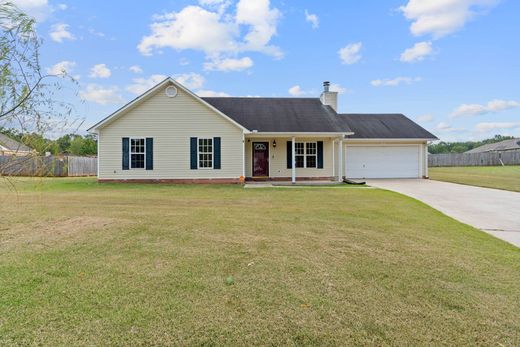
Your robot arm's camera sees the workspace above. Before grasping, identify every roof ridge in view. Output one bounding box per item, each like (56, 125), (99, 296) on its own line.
(201, 96), (320, 100)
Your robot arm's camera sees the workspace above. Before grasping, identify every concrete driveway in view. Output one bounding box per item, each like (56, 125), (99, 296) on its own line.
(366, 179), (520, 247)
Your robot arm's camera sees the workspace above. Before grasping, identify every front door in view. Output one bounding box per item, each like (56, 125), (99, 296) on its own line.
(252, 142), (269, 176)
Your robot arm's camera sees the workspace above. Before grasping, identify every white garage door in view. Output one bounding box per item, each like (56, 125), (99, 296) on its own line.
(345, 145), (421, 179)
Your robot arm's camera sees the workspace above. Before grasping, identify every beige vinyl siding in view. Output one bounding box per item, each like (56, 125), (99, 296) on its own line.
(245, 137), (336, 178)
(98, 84), (244, 179)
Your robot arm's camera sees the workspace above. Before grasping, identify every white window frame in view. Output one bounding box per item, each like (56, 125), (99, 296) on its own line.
(130, 137), (146, 169)
(198, 138), (214, 169)
(295, 142), (317, 169)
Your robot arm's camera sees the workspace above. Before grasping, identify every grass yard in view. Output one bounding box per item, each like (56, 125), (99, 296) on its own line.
(0, 178), (519, 346)
(429, 165), (520, 192)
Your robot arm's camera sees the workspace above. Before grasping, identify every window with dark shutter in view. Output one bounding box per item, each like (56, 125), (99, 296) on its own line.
(213, 137), (221, 169)
(145, 138), (153, 170)
(190, 137), (198, 170)
(286, 141), (292, 169)
(130, 138), (145, 169)
(122, 137), (129, 170)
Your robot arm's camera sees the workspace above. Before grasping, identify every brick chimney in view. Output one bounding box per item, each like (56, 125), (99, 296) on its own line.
(320, 81), (338, 112)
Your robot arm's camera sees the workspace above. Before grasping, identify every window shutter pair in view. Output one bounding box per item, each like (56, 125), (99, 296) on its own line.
(122, 137), (153, 170)
(286, 140), (324, 169)
(190, 137), (221, 170)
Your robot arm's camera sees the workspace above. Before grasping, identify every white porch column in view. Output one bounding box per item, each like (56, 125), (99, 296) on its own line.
(338, 139), (344, 182)
(291, 136), (296, 183)
(332, 139), (336, 179)
(424, 143), (429, 178)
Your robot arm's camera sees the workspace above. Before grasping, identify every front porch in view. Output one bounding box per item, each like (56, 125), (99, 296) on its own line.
(244, 133), (346, 183)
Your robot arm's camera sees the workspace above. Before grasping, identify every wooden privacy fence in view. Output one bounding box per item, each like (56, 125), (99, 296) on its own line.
(67, 156), (98, 176)
(428, 149), (520, 167)
(0, 155), (97, 177)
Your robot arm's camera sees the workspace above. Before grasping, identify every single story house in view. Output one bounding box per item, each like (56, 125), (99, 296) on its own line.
(88, 78), (437, 183)
(0, 133), (34, 156)
(465, 138), (520, 154)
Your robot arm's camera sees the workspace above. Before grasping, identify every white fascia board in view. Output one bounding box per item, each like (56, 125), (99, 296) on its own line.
(247, 132), (353, 138)
(344, 138), (432, 142)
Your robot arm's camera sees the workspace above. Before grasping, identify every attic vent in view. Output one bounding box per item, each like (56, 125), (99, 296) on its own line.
(165, 86), (178, 98)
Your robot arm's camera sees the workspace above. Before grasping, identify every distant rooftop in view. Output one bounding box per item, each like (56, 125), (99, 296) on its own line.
(0, 133), (33, 152)
(465, 138), (520, 153)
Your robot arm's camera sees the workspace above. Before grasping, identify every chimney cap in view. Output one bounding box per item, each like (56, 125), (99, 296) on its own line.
(323, 81), (330, 92)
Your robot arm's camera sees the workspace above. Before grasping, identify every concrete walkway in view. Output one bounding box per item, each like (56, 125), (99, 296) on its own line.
(366, 179), (520, 247)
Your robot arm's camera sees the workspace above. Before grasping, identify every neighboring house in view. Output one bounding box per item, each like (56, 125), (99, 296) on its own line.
(465, 138), (520, 154)
(0, 133), (34, 156)
(88, 78), (437, 183)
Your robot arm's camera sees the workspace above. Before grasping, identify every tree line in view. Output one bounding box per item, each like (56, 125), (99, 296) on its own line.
(428, 135), (515, 154)
(0, 127), (97, 156)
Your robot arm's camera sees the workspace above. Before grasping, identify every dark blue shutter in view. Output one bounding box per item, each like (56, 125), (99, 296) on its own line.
(213, 137), (221, 169)
(122, 137), (129, 170)
(286, 141), (292, 169)
(146, 138), (153, 170)
(190, 137), (198, 170)
(317, 141), (324, 169)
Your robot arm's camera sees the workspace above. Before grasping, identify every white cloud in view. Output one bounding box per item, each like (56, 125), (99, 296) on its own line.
(204, 57), (253, 71)
(173, 73), (205, 89)
(138, 6), (237, 56)
(89, 64), (111, 78)
(436, 122), (461, 132)
(338, 42), (362, 65)
(129, 65), (143, 74)
(196, 89), (230, 97)
(475, 122), (520, 133)
(236, 0), (282, 57)
(88, 28), (105, 38)
(329, 83), (347, 94)
(138, 0), (282, 63)
(416, 114), (433, 122)
(288, 85), (304, 96)
(400, 41), (433, 63)
(305, 10), (319, 29)
(80, 84), (123, 105)
(399, 0), (499, 39)
(126, 74), (167, 95)
(9, 0), (51, 21)
(288, 83), (347, 96)
(46, 60), (76, 76)
(451, 99), (520, 117)
(371, 76), (421, 87)
(49, 23), (75, 43)
(57, 3), (67, 10)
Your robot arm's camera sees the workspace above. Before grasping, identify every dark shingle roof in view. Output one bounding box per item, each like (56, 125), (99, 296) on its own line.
(337, 114), (438, 139)
(0, 133), (33, 152)
(465, 138), (520, 153)
(202, 97), (437, 139)
(202, 97), (350, 133)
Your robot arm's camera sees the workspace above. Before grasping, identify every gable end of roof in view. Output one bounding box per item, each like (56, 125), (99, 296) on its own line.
(87, 77), (249, 133)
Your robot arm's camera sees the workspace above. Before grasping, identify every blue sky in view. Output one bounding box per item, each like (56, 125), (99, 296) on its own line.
(12, 0), (520, 141)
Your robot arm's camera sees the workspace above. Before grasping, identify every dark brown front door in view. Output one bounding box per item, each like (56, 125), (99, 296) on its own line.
(253, 142), (269, 176)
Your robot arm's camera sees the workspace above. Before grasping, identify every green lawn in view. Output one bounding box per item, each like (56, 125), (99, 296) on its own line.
(0, 178), (519, 346)
(429, 165), (520, 192)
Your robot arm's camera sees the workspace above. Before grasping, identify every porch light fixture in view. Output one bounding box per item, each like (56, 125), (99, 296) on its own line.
(272, 140), (277, 148)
